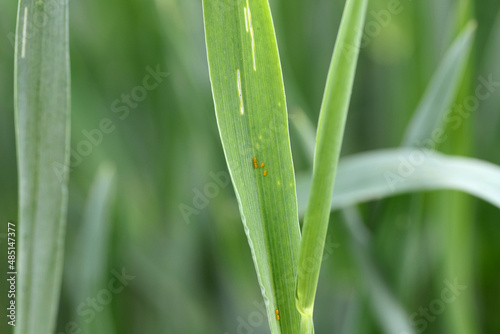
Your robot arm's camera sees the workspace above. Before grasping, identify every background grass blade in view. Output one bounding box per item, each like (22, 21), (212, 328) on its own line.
(402, 13), (478, 333)
(1, 0), (499, 333)
(342, 207), (417, 334)
(440, 6), (478, 333)
(478, 10), (500, 157)
(402, 22), (475, 147)
(203, 1), (301, 332)
(14, 0), (71, 333)
(69, 163), (116, 334)
(296, 149), (500, 213)
(295, 0), (367, 329)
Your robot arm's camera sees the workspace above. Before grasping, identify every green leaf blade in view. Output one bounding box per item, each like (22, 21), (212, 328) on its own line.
(296, 149), (500, 213)
(342, 208), (417, 334)
(203, 1), (301, 332)
(14, 1), (71, 333)
(402, 22), (476, 147)
(76, 163), (116, 334)
(296, 0), (368, 325)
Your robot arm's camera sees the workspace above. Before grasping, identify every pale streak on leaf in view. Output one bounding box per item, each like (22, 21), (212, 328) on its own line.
(237, 69), (244, 115)
(21, 6), (28, 58)
(245, 0), (257, 71)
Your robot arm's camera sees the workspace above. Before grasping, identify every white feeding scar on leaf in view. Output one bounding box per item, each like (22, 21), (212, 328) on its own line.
(21, 6), (28, 58)
(237, 69), (244, 115)
(245, 0), (257, 71)
(244, 7), (249, 32)
(250, 27), (256, 71)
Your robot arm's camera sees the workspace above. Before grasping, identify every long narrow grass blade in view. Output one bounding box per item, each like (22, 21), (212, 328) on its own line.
(478, 10), (500, 147)
(14, 0), (71, 333)
(73, 163), (116, 334)
(342, 208), (417, 334)
(203, 1), (301, 332)
(296, 149), (500, 213)
(295, 0), (367, 328)
(402, 22), (476, 147)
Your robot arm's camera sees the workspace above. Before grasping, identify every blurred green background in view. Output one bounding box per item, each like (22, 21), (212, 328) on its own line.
(1, 0), (499, 333)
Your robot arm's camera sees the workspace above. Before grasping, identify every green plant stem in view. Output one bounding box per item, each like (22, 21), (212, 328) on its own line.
(295, 0), (367, 328)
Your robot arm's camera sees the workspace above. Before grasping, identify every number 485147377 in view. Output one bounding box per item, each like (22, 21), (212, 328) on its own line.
(7, 222), (16, 271)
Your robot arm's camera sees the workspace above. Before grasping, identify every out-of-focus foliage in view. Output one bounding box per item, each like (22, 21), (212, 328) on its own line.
(0, 0), (499, 333)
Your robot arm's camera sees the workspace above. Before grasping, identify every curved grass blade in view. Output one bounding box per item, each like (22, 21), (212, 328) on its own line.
(402, 22), (476, 147)
(203, 1), (301, 332)
(402, 17), (479, 334)
(14, 0), (71, 333)
(296, 149), (500, 213)
(295, 0), (367, 330)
